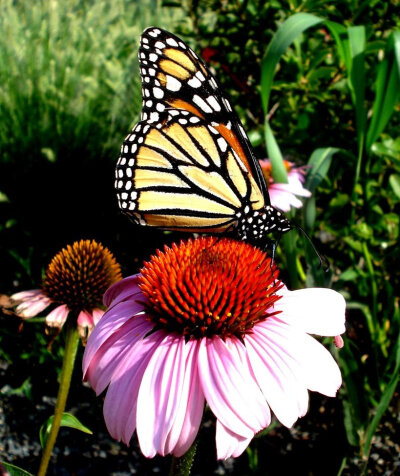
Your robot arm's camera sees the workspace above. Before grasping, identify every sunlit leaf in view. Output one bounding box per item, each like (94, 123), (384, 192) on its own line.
(305, 147), (340, 192)
(389, 174), (400, 198)
(366, 32), (400, 151)
(264, 121), (287, 183)
(260, 13), (324, 114)
(1, 462), (33, 476)
(39, 412), (92, 448)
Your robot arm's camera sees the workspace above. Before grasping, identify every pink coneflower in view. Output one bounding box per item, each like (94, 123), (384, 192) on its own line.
(259, 159), (311, 212)
(10, 240), (121, 341)
(83, 237), (345, 459)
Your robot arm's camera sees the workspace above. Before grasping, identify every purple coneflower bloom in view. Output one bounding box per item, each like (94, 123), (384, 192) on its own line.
(11, 240), (121, 341)
(259, 159), (312, 212)
(83, 237), (345, 459)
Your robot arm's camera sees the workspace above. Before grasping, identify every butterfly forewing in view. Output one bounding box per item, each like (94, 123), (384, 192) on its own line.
(115, 110), (265, 232)
(138, 27), (269, 201)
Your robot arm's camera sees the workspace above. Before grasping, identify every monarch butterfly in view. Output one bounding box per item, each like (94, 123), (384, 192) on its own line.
(115, 27), (292, 248)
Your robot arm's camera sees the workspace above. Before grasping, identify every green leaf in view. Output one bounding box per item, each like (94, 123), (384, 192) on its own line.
(362, 329), (400, 457)
(339, 342), (369, 447)
(260, 13), (324, 114)
(1, 462), (34, 476)
(389, 174), (400, 198)
(348, 26), (367, 149)
(305, 147), (340, 192)
(366, 32), (400, 151)
(40, 412), (92, 448)
(264, 120), (288, 183)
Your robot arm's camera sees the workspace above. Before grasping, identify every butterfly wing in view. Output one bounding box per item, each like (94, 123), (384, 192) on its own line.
(137, 27), (270, 202)
(115, 109), (265, 232)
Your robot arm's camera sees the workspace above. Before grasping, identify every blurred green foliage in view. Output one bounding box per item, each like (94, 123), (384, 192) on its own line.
(1, 0), (400, 475)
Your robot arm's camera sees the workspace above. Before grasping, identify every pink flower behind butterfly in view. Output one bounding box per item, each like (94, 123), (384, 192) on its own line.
(259, 159), (312, 212)
(83, 237), (345, 459)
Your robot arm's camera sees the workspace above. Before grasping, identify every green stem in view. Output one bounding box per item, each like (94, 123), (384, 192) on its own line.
(169, 441), (197, 476)
(37, 321), (80, 476)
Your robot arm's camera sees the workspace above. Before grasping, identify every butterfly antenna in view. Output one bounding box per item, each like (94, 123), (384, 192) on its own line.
(292, 221), (330, 271)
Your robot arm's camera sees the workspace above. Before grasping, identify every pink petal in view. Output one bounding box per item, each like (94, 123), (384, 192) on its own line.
(103, 330), (166, 443)
(103, 275), (141, 307)
(295, 332), (342, 396)
(334, 335), (344, 348)
(246, 319), (309, 428)
(275, 288), (346, 336)
(12, 289), (52, 318)
(83, 299), (150, 371)
(287, 178), (312, 197)
(163, 340), (205, 457)
(11, 289), (44, 301)
(91, 308), (104, 326)
(77, 310), (94, 328)
(136, 334), (189, 457)
(198, 337), (270, 439)
(83, 313), (153, 390)
(45, 304), (69, 327)
(216, 420), (252, 459)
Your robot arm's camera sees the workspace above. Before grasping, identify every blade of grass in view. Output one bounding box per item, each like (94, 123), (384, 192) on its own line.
(366, 31), (400, 151)
(264, 120), (288, 183)
(260, 13), (324, 114)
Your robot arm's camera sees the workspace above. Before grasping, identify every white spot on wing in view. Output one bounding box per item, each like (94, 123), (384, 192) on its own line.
(166, 75), (182, 91)
(188, 77), (202, 88)
(153, 87), (164, 99)
(149, 112), (159, 122)
(166, 38), (178, 47)
(155, 41), (165, 49)
(217, 137), (227, 152)
(209, 77), (218, 89)
(206, 96), (221, 112)
(223, 98), (232, 111)
(196, 71), (205, 81)
(193, 94), (212, 113)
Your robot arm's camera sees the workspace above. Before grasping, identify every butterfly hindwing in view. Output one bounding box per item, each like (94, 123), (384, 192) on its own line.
(115, 109), (265, 232)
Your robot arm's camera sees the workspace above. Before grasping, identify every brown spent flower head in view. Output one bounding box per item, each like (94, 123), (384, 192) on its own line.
(139, 237), (282, 339)
(42, 240), (122, 313)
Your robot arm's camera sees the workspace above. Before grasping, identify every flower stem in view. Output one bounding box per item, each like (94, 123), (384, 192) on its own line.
(169, 441), (197, 476)
(37, 321), (80, 476)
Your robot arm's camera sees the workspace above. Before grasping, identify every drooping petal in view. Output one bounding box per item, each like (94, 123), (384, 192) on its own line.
(295, 332), (342, 396)
(45, 304), (69, 328)
(136, 334), (190, 457)
(77, 310), (94, 329)
(103, 275), (141, 307)
(12, 289), (52, 318)
(91, 308), (105, 326)
(83, 313), (153, 391)
(11, 289), (44, 301)
(198, 337), (270, 439)
(83, 299), (151, 371)
(216, 420), (252, 460)
(246, 319), (309, 428)
(103, 330), (166, 444)
(164, 339), (205, 457)
(274, 288), (346, 336)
